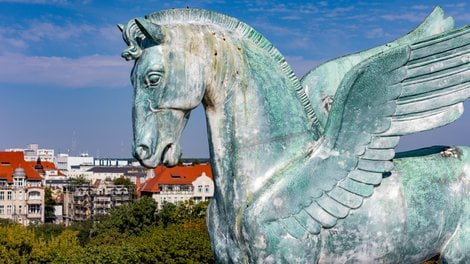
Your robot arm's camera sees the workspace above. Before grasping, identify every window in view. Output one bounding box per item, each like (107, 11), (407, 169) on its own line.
(28, 204), (40, 214)
(198, 185), (203, 192)
(7, 205), (12, 214)
(0, 191), (4, 200)
(18, 205), (22, 214)
(28, 191), (41, 200)
(14, 178), (23, 186)
(7, 191), (12, 200)
(205, 185), (210, 193)
(0, 205), (3, 214)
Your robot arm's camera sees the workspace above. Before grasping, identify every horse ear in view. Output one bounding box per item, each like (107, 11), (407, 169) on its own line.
(134, 18), (163, 45)
(117, 24), (125, 32)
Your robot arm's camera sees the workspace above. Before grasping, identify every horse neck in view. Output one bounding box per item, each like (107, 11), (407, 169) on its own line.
(202, 36), (315, 207)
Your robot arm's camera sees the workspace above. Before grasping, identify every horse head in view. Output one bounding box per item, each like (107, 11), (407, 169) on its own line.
(119, 18), (209, 168)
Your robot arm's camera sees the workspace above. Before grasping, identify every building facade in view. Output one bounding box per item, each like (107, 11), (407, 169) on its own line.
(140, 164), (214, 209)
(55, 153), (94, 172)
(5, 144), (54, 163)
(0, 152), (45, 225)
(63, 181), (130, 225)
(86, 166), (149, 184)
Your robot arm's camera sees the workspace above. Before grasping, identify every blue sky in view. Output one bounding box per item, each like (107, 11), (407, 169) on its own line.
(0, 0), (469, 158)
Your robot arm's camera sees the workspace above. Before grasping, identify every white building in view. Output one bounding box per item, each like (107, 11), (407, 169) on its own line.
(86, 166), (149, 184)
(5, 144), (54, 163)
(139, 164), (214, 209)
(0, 152), (45, 225)
(55, 153), (94, 172)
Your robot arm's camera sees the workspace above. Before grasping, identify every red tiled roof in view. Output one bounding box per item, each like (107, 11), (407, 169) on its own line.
(0, 166), (14, 182)
(140, 164), (212, 193)
(26, 160), (55, 170)
(0, 152), (43, 181)
(26, 160), (64, 175)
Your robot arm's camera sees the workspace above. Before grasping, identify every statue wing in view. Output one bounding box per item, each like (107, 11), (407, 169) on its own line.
(301, 7), (454, 130)
(266, 25), (470, 239)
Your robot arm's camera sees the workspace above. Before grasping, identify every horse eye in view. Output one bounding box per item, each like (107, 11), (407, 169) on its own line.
(146, 72), (162, 87)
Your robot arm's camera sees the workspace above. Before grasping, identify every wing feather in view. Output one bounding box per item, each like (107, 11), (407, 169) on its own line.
(304, 203), (337, 228)
(295, 25), (470, 231)
(348, 170), (383, 185)
(338, 178), (374, 197)
(316, 195), (350, 219)
(327, 187), (363, 209)
(293, 210), (321, 234)
(261, 9), (470, 236)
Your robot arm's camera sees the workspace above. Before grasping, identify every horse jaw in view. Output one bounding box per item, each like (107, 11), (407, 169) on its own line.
(161, 142), (181, 167)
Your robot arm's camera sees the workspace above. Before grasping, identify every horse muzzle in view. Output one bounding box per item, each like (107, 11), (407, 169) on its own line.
(134, 140), (181, 168)
(132, 109), (187, 168)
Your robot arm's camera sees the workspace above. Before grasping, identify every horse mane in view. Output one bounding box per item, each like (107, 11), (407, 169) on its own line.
(124, 8), (320, 132)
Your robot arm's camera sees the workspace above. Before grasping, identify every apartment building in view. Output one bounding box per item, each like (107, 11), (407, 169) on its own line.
(139, 164), (214, 209)
(55, 153), (94, 172)
(63, 181), (130, 225)
(5, 144), (54, 163)
(0, 152), (45, 225)
(86, 166), (149, 184)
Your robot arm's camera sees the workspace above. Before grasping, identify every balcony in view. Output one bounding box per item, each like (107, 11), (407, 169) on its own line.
(27, 199), (42, 204)
(159, 190), (193, 195)
(27, 212), (42, 218)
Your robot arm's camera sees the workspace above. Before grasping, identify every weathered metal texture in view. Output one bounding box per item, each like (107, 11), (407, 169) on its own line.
(120, 7), (470, 263)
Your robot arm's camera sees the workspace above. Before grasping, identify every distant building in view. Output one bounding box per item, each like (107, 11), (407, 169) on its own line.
(26, 159), (66, 183)
(63, 181), (130, 225)
(140, 164), (214, 210)
(5, 144), (54, 163)
(93, 158), (137, 167)
(55, 153), (94, 172)
(0, 152), (45, 225)
(86, 166), (149, 184)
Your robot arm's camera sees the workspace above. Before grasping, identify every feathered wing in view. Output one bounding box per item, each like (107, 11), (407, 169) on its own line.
(273, 25), (470, 239)
(301, 6), (454, 130)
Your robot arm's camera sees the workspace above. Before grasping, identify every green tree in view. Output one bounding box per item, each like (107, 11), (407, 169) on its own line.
(113, 176), (136, 200)
(0, 197), (216, 263)
(157, 202), (179, 227)
(91, 197), (157, 237)
(69, 220), (94, 246)
(44, 187), (56, 223)
(68, 175), (90, 185)
(29, 223), (65, 241)
(45, 230), (84, 263)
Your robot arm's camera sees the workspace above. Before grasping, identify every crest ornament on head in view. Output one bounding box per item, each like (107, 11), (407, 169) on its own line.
(117, 18), (163, 61)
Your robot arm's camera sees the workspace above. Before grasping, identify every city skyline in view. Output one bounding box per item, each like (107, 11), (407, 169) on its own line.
(1, 0), (470, 158)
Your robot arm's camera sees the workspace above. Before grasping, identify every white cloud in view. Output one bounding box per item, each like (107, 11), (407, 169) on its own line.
(248, 3), (318, 14)
(19, 22), (95, 42)
(324, 6), (354, 18)
(454, 12), (470, 23)
(366, 27), (389, 39)
(281, 15), (302, 21)
(443, 2), (466, 8)
(0, 53), (132, 89)
(381, 12), (427, 22)
(0, 28), (28, 53)
(285, 55), (324, 77)
(252, 21), (304, 38)
(0, 0), (67, 3)
(411, 5), (430, 10)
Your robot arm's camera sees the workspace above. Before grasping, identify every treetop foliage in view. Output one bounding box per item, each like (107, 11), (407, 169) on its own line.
(0, 198), (214, 263)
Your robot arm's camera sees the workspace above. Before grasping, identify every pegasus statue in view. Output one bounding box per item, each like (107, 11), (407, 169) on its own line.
(119, 7), (470, 263)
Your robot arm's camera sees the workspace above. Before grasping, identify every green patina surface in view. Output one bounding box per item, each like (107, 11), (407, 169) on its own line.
(120, 7), (470, 263)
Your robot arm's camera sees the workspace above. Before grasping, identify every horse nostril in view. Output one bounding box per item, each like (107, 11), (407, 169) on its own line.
(135, 144), (151, 160)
